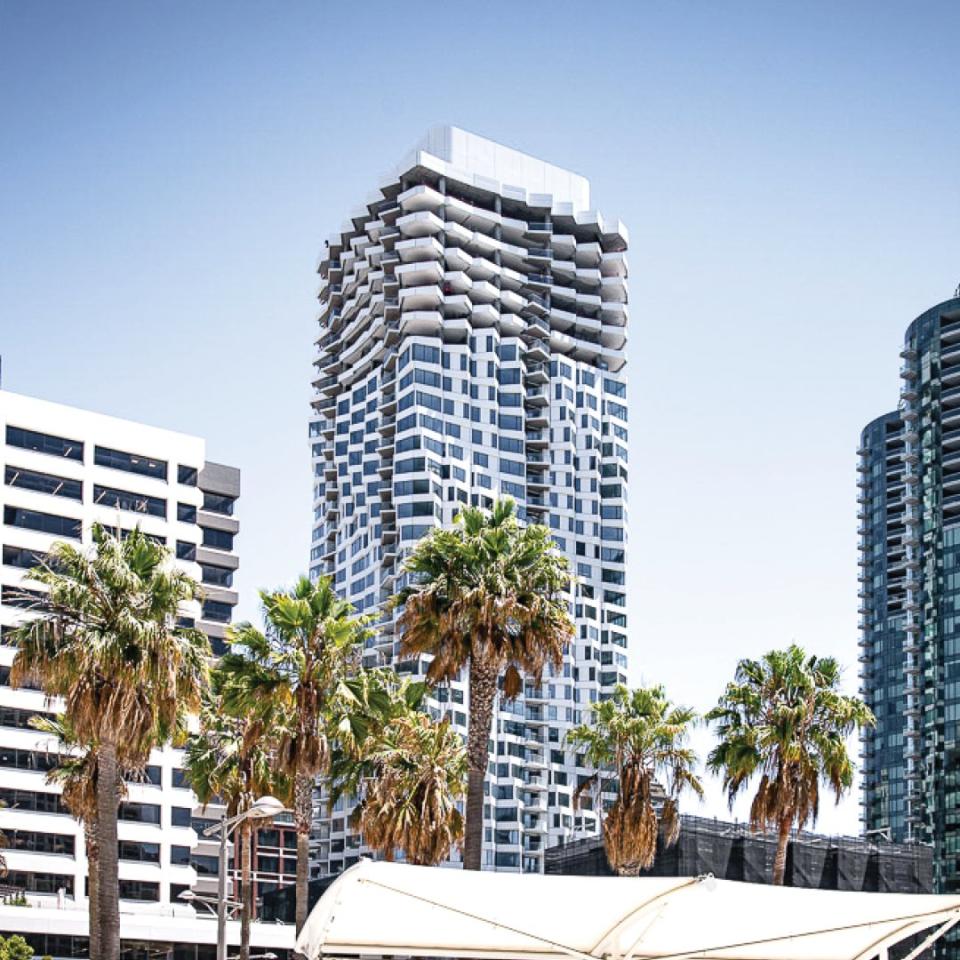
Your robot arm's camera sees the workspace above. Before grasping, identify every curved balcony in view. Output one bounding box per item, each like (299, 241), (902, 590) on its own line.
(601, 275), (627, 303)
(600, 251), (628, 277)
(500, 289), (526, 314)
(396, 236), (443, 263)
(396, 260), (443, 287)
(399, 284), (443, 311)
(471, 303), (499, 328)
(468, 279), (499, 304)
(397, 210), (444, 238)
(397, 183), (444, 213)
(398, 310), (444, 337)
(575, 242), (602, 267)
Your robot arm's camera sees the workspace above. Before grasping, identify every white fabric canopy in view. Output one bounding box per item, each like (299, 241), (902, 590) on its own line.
(297, 859), (960, 960)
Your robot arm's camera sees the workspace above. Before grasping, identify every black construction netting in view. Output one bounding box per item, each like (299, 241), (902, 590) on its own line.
(545, 815), (932, 895)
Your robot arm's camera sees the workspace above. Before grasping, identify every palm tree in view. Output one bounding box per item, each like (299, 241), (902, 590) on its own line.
(31, 714), (120, 960)
(217, 576), (369, 934)
(706, 644), (875, 885)
(395, 497), (574, 870)
(567, 684), (702, 876)
(355, 711), (466, 865)
(184, 686), (285, 960)
(326, 669), (428, 798)
(10, 524), (209, 960)
(328, 671), (465, 865)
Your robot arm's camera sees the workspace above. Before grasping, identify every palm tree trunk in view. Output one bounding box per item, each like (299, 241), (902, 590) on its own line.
(95, 740), (120, 960)
(464, 658), (497, 871)
(294, 773), (313, 934)
(240, 821), (253, 960)
(772, 815), (792, 886)
(86, 828), (101, 960)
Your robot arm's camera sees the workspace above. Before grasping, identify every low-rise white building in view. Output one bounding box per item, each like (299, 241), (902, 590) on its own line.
(0, 390), (292, 955)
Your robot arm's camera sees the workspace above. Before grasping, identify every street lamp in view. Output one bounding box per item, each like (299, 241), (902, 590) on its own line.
(177, 887), (242, 917)
(202, 796), (289, 960)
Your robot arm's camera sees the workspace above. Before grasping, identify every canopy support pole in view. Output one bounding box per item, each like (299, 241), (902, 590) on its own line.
(590, 879), (698, 958)
(901, 914), (960, 960)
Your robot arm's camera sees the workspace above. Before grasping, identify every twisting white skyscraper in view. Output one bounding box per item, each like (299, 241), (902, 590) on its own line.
(309, 127), (629, 874)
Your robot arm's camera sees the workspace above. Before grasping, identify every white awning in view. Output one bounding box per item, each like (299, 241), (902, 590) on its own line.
(297, 859), (960, 960)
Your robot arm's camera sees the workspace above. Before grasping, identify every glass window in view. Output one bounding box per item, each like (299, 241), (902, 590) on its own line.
(4, 506), (81, 539)
(6, 425), (83, 461)
(0, 788), (66, 815)
(202, 600), (232, 623)
(119, 879), (160, 900)
(170, 844), (191, 866)
(93, 485), (166, 518)
(170, 806), (192, 827)
(119, 840), (160, 863)
(177, 465), (198, 486)
(0, 704), (54, 730)
(1, 584), (47, 610)
(123, 765), (161, 786)
(2, 545), (48, 570)
(177, 503), (197, 523)
(0, 747), (57, 772)
(201, 528), (234, 551)
(191, 854), (219, 876)
(176, 540), (197, 561)
(119, 802), (161, 824)
(6, 870), (74, 895)
(170, 882), (191, 905)
(5, 829), (74, 855)
(202, 492), (236, 516)
(5, 465), (82, 500)
(201, 564), (233, 588)
(94, 446), (167, 481)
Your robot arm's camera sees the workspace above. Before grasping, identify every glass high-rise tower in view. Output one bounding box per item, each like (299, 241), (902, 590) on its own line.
(309, 127), (629, 874)
(859, 292), (960, 892)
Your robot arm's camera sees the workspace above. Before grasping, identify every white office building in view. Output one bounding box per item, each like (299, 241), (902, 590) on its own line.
(0, 389), (293, 956)
(309, 126), (629, 873)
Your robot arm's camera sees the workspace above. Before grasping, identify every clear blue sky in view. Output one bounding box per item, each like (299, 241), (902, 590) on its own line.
(2, 1), (958, 833)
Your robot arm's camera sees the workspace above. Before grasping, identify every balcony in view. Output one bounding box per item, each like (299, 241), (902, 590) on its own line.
(396, 260), (443, 287)
(397, 210), (444, 238)
(398, 284), (442, 311)
(524, 406), (549, 429)
(526, 316), (550, 339)
(523, 291), (548, 315)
